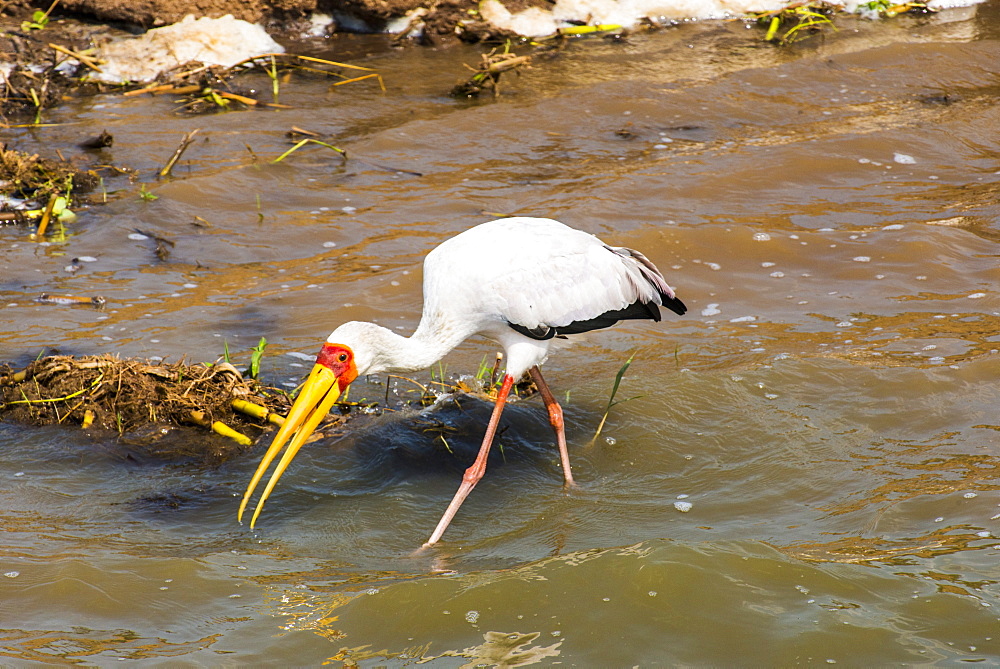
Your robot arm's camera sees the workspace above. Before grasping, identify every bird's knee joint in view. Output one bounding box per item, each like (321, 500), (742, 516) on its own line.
(547, 404), (564, 428)
(462, 465), (485, 486)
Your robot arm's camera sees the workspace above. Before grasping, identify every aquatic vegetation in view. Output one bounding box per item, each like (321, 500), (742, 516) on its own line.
(0, 144), (96, 235)
(0, 143), (93, 200)
(272, 137), (347, 165)
(750, 0), (934, 45)
(751, 2), (838, 45)
(138, 183), (157, 202)
(20, 9), (50, 31)
(593, 353), (640, 442)
(249, 337), (268, 380)
(856, 0), (934, 17)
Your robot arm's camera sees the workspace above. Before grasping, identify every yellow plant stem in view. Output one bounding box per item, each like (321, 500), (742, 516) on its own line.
(189, 411), (252, 446)
(231, 398), (284, 426)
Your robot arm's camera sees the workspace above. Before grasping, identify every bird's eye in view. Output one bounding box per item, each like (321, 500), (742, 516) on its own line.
(338, 353), (348, 362)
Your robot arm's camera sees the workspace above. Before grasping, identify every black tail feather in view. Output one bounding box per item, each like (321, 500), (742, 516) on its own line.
(662, 294), (687, 316)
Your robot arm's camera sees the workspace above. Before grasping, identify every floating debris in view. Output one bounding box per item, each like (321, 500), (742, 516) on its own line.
(109, 53), (383, 119)
(159, 128), (200, 177)
(0, 143), (97, 203)
(272, 132), (422, 176)
(132, 228), (175, 261)
(753, 2), (837, 45)
(776, 530), (997, 564)
(452, 46), (531, 98)
(0, 355), (345, 463)
(35, 293), (106, 307)
(78, 130), (114, 150)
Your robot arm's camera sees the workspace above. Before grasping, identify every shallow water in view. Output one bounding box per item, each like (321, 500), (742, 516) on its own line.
(2, 5), (1000, 665)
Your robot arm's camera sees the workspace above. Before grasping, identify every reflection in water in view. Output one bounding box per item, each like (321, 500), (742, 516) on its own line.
(435, 631), (562, 668)
(829, 435), (1000, 516)
(778, 527), (998, 566)
(259, 544), (652, 662)
(0, 628), (220, 663)
(328, 631), (561, 667)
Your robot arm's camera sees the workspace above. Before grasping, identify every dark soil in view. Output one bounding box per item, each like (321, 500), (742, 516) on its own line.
(6, 0), (536, 38)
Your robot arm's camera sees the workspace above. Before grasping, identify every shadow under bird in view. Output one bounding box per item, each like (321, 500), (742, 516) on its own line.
(238, 216), (687, 547)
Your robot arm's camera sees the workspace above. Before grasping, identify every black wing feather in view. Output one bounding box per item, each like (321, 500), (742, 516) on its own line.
(508, 296), (687, 341)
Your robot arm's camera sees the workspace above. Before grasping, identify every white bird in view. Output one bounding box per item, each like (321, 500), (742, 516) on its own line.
(238, 217), (686, 547)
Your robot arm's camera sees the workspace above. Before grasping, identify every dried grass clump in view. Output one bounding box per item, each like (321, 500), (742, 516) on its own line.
(0, 355), (349, 463)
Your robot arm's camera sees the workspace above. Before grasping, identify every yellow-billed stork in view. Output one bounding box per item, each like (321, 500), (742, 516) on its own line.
(238, 217), (686, 547)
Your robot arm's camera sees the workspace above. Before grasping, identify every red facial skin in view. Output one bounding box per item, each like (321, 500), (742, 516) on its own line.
(316, 343), (359, 391)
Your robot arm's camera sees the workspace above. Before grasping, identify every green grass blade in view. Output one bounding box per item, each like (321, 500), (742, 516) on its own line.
(593, 352), (636, 441)
(249, 336), (267, 379)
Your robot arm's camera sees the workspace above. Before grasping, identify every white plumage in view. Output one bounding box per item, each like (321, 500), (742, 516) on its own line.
(239, 217), (686, 547)
(332, 217), (685, 379)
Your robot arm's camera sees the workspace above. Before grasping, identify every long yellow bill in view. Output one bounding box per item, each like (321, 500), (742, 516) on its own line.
(238, 363), (343, 528)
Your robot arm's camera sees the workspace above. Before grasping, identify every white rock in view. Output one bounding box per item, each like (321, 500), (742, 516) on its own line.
(94, 15), (284, 83)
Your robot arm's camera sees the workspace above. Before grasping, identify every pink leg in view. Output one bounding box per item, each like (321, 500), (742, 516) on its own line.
(528, 366), (576, 488)
(422, 373), (515, 548)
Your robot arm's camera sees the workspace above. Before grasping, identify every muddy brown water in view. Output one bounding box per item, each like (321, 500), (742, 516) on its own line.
(3, 6), (1000, 664)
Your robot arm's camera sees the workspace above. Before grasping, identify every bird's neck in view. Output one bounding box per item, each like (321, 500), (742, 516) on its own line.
(368, 317), (472, 375)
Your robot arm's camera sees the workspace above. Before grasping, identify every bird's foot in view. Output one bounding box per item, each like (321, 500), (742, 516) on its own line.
(409, 544), (458, 575)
